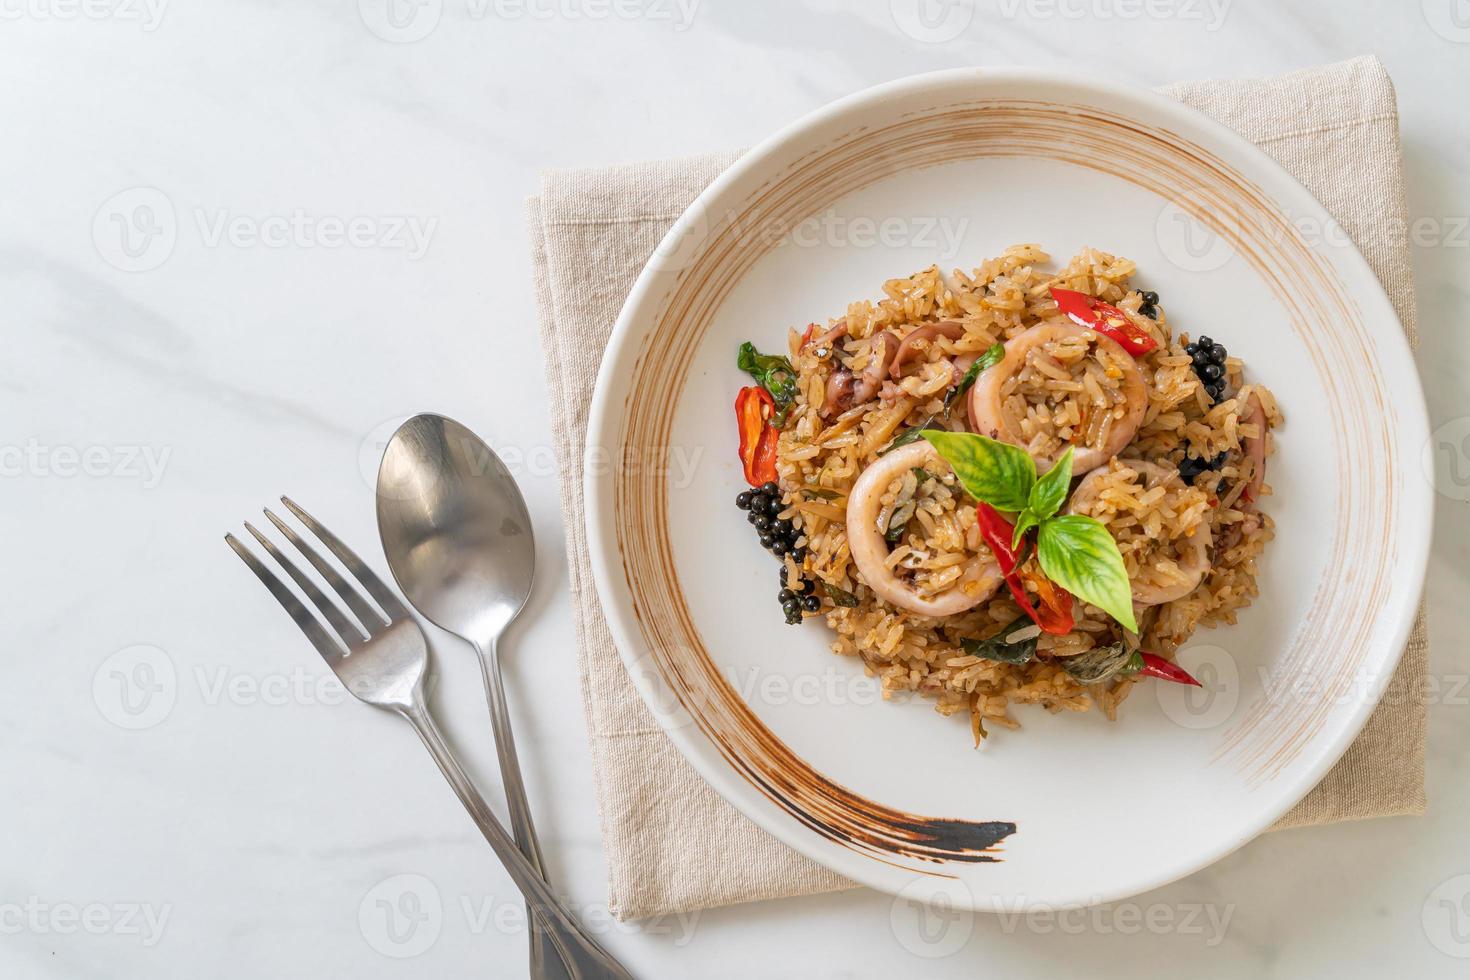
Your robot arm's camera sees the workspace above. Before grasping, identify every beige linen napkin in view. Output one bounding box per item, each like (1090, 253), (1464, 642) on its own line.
(528, 55), (1428, 922)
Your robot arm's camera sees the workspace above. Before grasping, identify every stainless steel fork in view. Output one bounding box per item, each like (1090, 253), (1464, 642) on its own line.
(226, 497), (633, 980)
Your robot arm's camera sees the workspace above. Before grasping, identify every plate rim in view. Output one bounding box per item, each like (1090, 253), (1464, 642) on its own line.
(583, 66), (1433, 909)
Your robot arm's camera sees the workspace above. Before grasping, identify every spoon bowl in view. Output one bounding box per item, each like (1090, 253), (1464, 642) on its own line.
(376, 414), (535, 647)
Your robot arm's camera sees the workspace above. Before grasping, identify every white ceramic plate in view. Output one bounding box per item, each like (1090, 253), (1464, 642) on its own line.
(584, 69), (1430, 910)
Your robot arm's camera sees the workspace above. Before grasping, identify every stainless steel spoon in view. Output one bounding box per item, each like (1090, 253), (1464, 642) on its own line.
(376, 413), (606, 980)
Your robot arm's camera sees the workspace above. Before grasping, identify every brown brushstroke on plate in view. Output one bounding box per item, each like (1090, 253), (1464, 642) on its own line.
(609, 98), (1400, 870)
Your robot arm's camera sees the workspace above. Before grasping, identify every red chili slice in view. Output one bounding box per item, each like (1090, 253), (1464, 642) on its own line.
(1024, 568), (1076, 636)
(1136, 651), (1202, 687)
(975, 503), (1074, 636)
(735, 386), (779, 486)
(1050, 286), (1159, 356)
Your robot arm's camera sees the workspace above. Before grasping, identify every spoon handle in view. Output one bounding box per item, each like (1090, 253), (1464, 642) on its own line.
(477, 638), (572, 980)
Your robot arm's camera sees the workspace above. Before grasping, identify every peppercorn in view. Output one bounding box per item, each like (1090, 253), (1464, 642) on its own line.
(1184, 334), (1230, 405)
(1178, 451), (1227, 482)
(1136, 289), (1160, 320)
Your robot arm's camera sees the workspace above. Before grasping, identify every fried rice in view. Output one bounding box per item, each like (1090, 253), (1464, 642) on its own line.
(767, 244), (1280, 739)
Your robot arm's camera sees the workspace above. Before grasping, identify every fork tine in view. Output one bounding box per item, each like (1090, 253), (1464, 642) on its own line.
(225, 533), (344, 665)
(264, 509), (384, 634)
(246, 520), (367, 648)
(280, 496), (411, 620)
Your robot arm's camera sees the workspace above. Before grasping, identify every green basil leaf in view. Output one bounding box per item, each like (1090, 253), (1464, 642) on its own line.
(821, 582), (861, 607)
(736, 341), (799, 415)
(879, 417), (942, 455)
(920, 430), (1035, 512)
(1059, 641), (1137, 684)
(1010, 507), (1040, 551)
(803, 487), (840, 500)
(885, 500), (917, 543)
(976, 341), (1006, 372)
(1028, 445), (1074, 524)
(1037, 515), (1138, 632)
(960, 614), (1038, 665)
(943, 342), (1006, 412)
(911, 467), (935, 484)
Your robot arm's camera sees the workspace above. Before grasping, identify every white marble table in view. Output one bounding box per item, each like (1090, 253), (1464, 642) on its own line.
(2, 2), (1467, 976)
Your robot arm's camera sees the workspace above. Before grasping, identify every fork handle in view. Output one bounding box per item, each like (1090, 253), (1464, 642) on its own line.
(399, 702), (635, 980)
